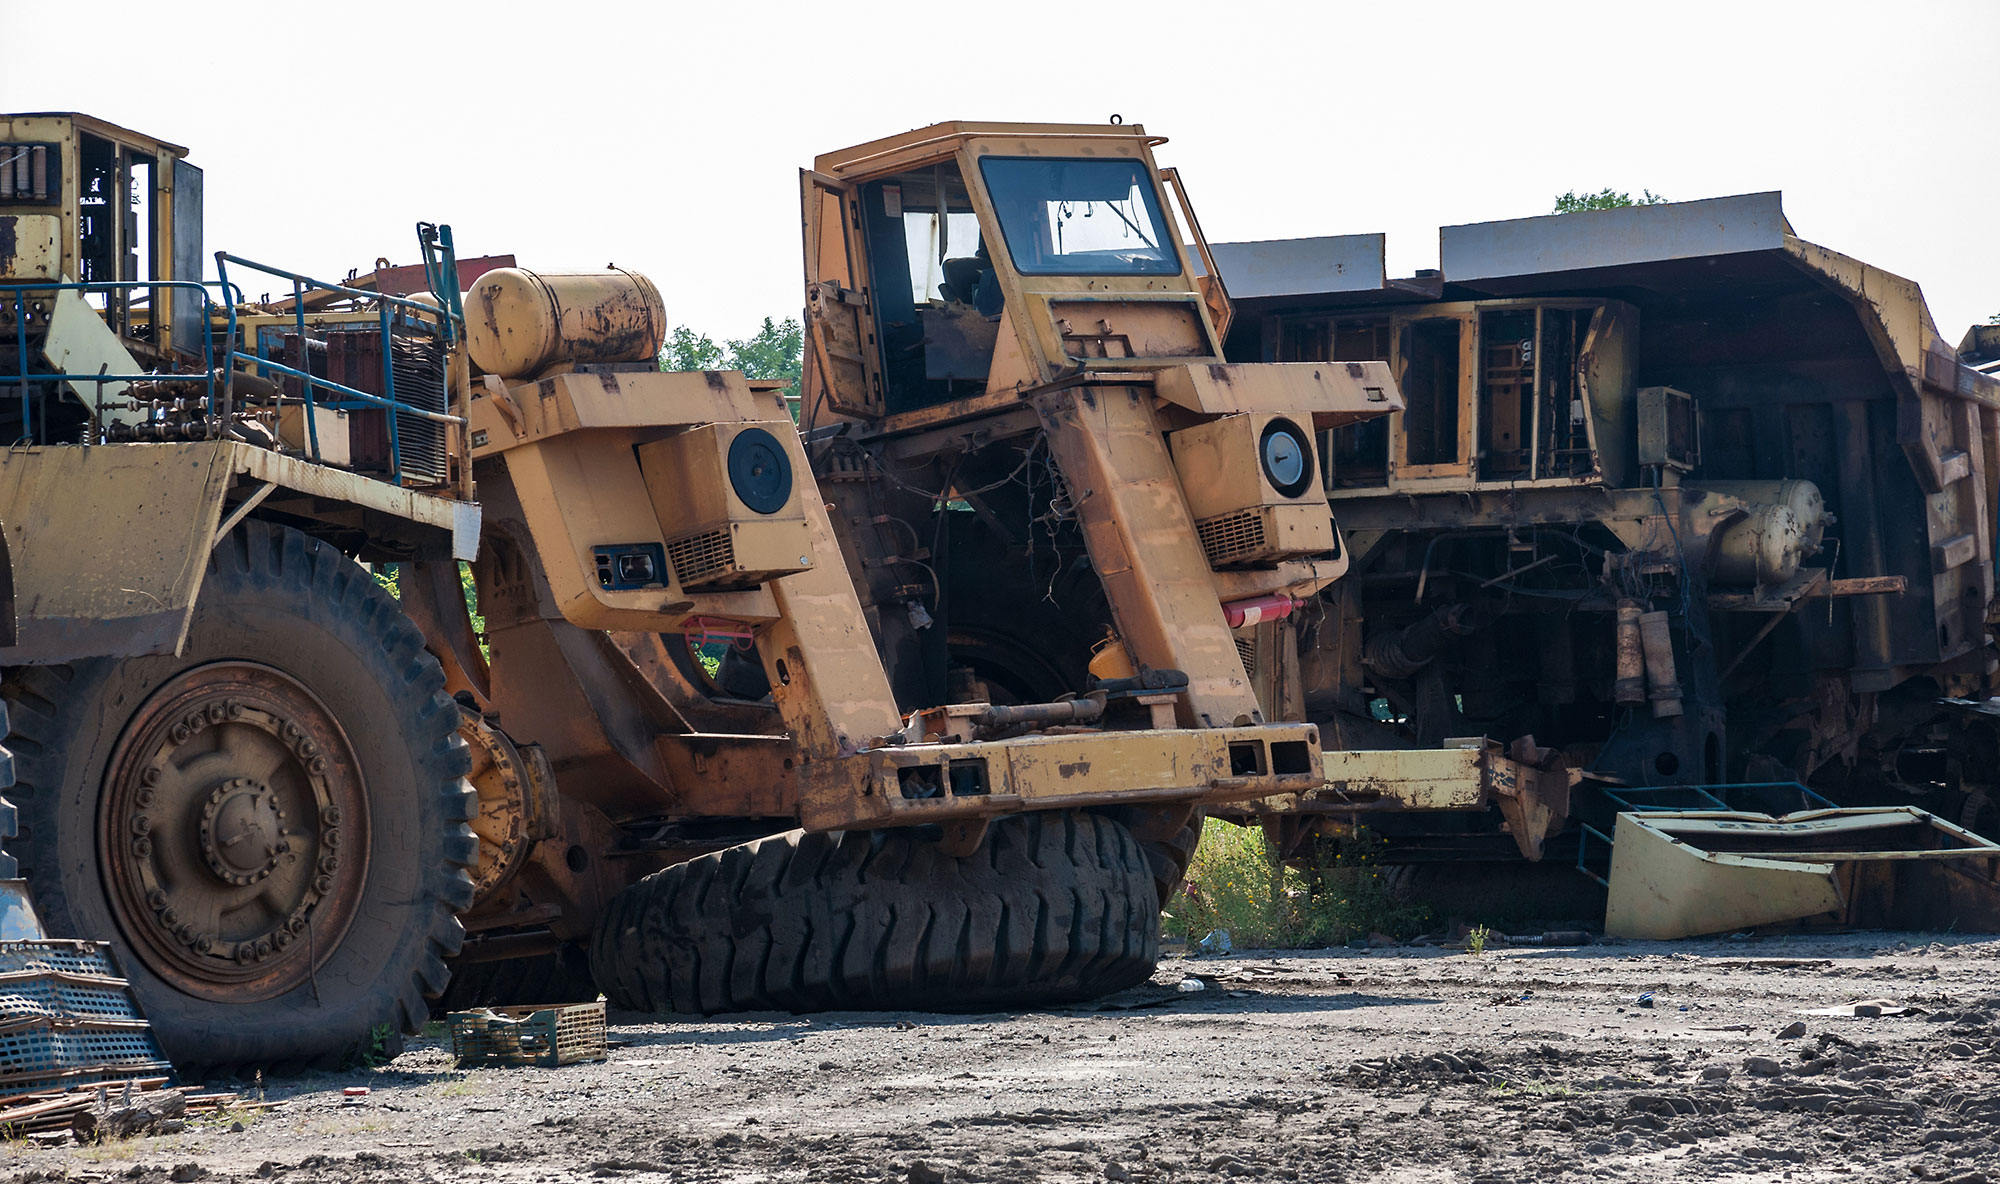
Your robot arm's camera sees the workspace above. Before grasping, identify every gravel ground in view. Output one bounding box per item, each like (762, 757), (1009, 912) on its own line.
(6, 932), (1999, 1183)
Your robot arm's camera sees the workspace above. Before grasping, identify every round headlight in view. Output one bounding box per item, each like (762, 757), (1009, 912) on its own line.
(1258, 417), (1314, 498)
(727, 427), (793, 514)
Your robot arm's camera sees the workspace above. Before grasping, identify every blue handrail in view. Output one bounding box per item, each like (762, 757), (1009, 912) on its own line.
(215, 251), (465, 477)
(0, 279), (238, 434)
(0, 247), (465, 482)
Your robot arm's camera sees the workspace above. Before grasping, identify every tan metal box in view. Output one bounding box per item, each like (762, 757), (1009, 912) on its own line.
(276, 405), (353, 467)
(0, 214), (59, 281)
(636, 422), (813, 590)
(1168, 412), (1336, 567)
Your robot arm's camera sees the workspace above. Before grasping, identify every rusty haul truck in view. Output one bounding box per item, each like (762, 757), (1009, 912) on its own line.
(0, 111), (1380, 1076)
(788, 126), (2000, 934)
(792, 120), (1399, 753)
(1158, 195), (2000, 936)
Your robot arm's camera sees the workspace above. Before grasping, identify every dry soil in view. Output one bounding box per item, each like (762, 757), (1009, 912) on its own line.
(7, 932), (2000, 1183)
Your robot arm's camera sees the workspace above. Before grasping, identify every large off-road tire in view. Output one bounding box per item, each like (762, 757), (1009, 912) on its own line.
(1, 522), (477, 1075)
(431, 947), (598, 1016)
(589, 810), (1159, 1015)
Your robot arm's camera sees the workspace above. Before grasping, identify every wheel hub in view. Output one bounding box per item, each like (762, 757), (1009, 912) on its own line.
(199, 778), (289, 885)
(103, 663), (368, 1001)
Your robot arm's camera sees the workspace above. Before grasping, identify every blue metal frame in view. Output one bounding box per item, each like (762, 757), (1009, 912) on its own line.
(215, 251), (464, 476)
(0, 226), (465, 483)
(0, 280), (239, 436)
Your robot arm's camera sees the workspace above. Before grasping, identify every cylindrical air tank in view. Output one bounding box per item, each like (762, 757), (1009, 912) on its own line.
(463, 268), (666, 379)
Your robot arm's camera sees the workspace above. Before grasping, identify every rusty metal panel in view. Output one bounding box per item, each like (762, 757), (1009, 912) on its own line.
(1604, 808), (2000, 940)
(1320, 746), (1490, 809)
(0, 442), (232, 662)
(1034, 384), (1261, 728)
(1152, 360), (1401, 425)
(796, 722), (1323, 832)
(1441, 192), (1789, 282)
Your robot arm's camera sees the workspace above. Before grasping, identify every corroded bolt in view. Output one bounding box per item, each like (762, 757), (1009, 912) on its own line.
(195, 935), (215, 954)
(324, 829), (341, 850)
(132, 837), (152, 857)
(225, 699), (243, 719)
(146, 890), (167, 910)
(318, 854), (338, 874)
(136, 788), (156, 808)
(307, 757), (327, 775)
(312, 874), (332, 894)
(298, 740), (318, 759)
(323, 806), (342, 825)
(253, 939), (271, 960)
(140, 767), (162, 787)
(170, 725), (190, 744)
(160, 907), (178, 926)
(130, 816), (151, 835)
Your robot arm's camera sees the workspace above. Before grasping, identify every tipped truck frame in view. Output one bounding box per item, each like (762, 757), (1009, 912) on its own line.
(1197, 193), (2000, 934)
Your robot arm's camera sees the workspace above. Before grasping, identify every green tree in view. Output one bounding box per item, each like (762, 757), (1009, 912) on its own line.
(660, 324), (727, 371)
(659, 317), (805, 409)
(1553, 188), (1669, 214)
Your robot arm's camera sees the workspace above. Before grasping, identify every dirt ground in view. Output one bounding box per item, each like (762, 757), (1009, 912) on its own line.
(7, 932), (2000, 1184)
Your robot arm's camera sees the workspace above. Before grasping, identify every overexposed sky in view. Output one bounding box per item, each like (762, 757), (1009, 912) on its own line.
(5, 0), (1994, 341)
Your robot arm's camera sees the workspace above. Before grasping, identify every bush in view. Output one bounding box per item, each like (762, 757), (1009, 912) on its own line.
(1163, 819), (1432, 949)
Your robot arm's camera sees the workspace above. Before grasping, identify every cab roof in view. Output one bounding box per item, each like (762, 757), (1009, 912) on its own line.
(2, 111), (189, 158)
(814, 120), (1161, 178)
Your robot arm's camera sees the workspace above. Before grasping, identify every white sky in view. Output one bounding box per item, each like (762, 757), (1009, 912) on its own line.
(5, 0), (1994, 342)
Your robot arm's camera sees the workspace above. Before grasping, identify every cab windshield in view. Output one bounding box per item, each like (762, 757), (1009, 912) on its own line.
(977, 157), (1180, 277)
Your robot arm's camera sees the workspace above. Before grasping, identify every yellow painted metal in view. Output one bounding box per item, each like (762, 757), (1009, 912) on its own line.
(1604, 808), (2000, 940)
(0, 440), (478, 664)
(1035, 384), (1261, 728)
(463, 268), (666, 380)
(756, 427), (906, 758)
(636, 423), (813, 589)
(1320, 746), (1493, 810)
(0, 213), (58, 279)
(1152, 361), (1401, 424)
(0, 442), (231, 659)
(797, 722), (1322, 832)
(0, 114), (194, 346)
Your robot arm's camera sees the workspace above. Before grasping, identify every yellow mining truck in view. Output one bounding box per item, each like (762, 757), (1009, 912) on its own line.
(792, 120), (1397, 749)
(0, 112), (1369, 1075)
(788, 129), (2000, 937)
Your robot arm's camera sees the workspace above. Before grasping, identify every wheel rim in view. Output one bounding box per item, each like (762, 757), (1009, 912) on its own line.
(101, 662), (370, 1002)
(459, 707), (531, 906)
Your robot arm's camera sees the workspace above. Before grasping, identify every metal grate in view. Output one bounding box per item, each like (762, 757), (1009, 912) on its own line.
(1197, 510), (1267, 567)
(0, 942), (171, 1098)
(1235, 636), (1258, 678)
(667, 529), (736, 588)
(449, 1001), (606, 1069)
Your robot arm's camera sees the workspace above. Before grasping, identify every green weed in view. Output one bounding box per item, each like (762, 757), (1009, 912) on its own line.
(1164, 820), (1432, 949)
(1467, 924), (1490, 956)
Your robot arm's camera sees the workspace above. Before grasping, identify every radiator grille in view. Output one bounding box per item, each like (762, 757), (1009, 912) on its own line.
(667, 528), (736, 587)
(389, 333), (449, 485)
(1197, 510), (1268, 567)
